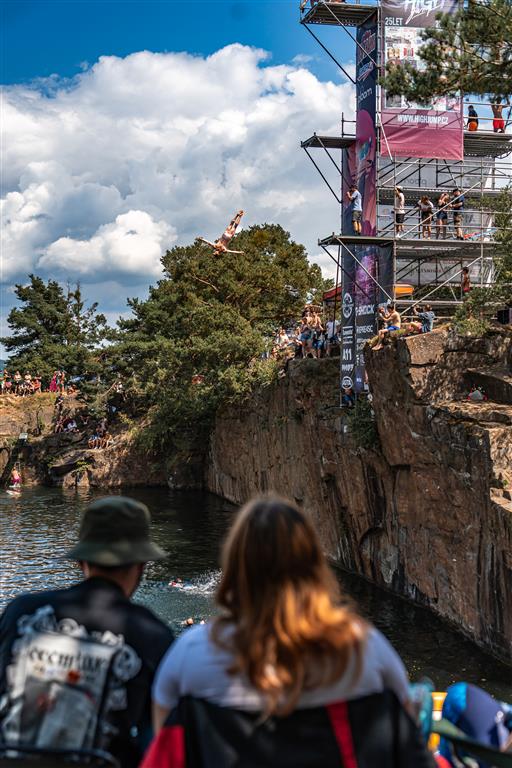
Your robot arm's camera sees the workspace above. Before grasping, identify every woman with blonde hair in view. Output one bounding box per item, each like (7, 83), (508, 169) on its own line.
(147, 496), (433, 767)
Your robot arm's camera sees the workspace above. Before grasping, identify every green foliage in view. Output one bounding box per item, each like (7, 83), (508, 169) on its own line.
(454, 187), (512, 334)
(382, 0), (512, 103)
(108, 224), (323, 454)
(345, 397), (379, 451)
(1, 275), (108, 383)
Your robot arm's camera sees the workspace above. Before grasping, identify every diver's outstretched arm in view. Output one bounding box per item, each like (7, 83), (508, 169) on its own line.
(196, 237), (217, 248)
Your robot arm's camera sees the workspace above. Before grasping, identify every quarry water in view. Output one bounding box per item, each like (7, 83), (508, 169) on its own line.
(1, 486), (511, 700)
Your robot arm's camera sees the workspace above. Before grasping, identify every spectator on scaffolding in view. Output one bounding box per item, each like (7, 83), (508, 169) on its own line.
(417, 195), (434, 239)
(373, 304), (401, 349)
(394, 185), (405, 235)
(467, 104), (478, 131)
(452, 189), (465, 240)
(491, 100), (505, 133)
(436, 191), (450, 239)
(412, 304), (436, 333)
(461, 266), (472, 297)
(347, 184), (362, 235)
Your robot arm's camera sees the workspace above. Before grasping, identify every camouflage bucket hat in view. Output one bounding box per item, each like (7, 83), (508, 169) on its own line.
(65, 496), (168, 566)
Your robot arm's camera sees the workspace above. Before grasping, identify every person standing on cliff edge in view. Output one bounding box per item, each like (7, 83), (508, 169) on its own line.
(0, 496), (174, 767)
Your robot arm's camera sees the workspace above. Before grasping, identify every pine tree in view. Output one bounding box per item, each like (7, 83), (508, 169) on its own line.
(109, 224), (330, 452)
(382, 0), (512, 104)
(1, 275), (108, 382)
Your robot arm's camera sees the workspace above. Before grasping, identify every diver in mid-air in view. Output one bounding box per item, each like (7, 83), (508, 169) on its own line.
(197, 210), (245, 255)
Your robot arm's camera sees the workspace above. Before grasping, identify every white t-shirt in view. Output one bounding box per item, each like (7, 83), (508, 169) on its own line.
(394, 192), (405, 213)
(153, 622), (409, 713)
(326, 320), (339, 338)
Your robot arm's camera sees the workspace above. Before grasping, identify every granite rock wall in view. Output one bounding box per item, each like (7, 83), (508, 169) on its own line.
(206, 328), (512, 661)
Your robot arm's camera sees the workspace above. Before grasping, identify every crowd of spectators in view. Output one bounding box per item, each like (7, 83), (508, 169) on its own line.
(53, 402), (115, 452)
(0, 369), (75, 397)
(270, 305), (340, 363)
(394, 187), (468, 241)
(0, 494), (510, 768)
(1, 371), (42, 397)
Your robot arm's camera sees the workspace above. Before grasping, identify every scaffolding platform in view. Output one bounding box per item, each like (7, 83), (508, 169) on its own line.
(463, 131), (512, 158)
(300, 0), (377, 27)
(377, 186), (503, 202)
(398, 299), (463, 308)
(301, 134), (355, 150)
(301, 131), (512, 160)
(319, 233), (494, 259)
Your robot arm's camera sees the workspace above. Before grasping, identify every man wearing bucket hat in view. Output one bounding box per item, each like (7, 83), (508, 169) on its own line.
(0, 496), (174, 767)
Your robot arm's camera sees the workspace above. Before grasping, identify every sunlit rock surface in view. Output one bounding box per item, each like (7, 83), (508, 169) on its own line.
(206, 327), (512, 662)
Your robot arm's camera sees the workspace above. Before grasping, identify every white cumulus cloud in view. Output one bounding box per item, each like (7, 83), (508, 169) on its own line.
(1, 44), (354, 326)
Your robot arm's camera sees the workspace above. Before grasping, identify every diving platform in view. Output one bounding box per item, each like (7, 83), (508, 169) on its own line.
(463, 131), (512, 159)
(319, 233), (495, 259)
(301, 134), (355, 150)
(301, 131), (511, 160)
(300, 0), (377, 27)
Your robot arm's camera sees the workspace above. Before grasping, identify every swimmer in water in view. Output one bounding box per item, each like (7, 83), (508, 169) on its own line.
(10, 468), (21, 489)
(168, 577), (184, 588)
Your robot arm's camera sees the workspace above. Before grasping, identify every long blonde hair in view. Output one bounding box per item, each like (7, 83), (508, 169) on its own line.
(211, 496), (367, 715)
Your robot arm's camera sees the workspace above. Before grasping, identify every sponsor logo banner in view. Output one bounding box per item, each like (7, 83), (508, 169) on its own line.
(381, 0), (463, 160)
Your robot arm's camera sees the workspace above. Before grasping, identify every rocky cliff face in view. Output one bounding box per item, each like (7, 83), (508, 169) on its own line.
(206, 328), (512, 662)
(0, 394), (168, 489)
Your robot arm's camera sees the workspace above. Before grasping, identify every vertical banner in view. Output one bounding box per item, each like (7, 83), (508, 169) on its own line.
(381, 0), (463, 160)
(341, 13), (383, 393)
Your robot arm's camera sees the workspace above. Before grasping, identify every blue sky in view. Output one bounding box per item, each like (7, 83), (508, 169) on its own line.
(1, 1), (356, 356)
(2, 0), (351, 85)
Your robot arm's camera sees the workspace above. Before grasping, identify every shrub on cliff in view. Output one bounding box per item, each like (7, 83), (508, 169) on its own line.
(109, 224), (330, 454)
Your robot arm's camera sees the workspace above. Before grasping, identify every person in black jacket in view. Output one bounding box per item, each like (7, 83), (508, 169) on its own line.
(0, 496), (174, 768)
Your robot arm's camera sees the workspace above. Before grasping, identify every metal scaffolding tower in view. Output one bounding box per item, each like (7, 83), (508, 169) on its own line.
(300, 0), (512, 315)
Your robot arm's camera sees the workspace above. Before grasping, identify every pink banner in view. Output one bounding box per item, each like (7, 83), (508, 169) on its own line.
(381, 0), (463, 161)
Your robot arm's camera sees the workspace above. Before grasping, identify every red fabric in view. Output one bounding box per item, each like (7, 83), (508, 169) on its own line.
(493, 119), (505, 132)
(140, 725), (185, 768)
(434, 756), (451, 768)
(326, 702), (358, 768)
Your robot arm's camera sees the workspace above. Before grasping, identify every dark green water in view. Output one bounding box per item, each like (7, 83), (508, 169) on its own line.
(0, 486), (510, 700)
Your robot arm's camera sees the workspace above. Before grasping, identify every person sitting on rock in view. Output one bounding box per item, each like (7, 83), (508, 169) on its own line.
(54, 418), (64, 434)
(100, 431), (114, 449)
(88, 433), (100, 449)
(412, 304), (436, 333)
(373, 305), (401, 349)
